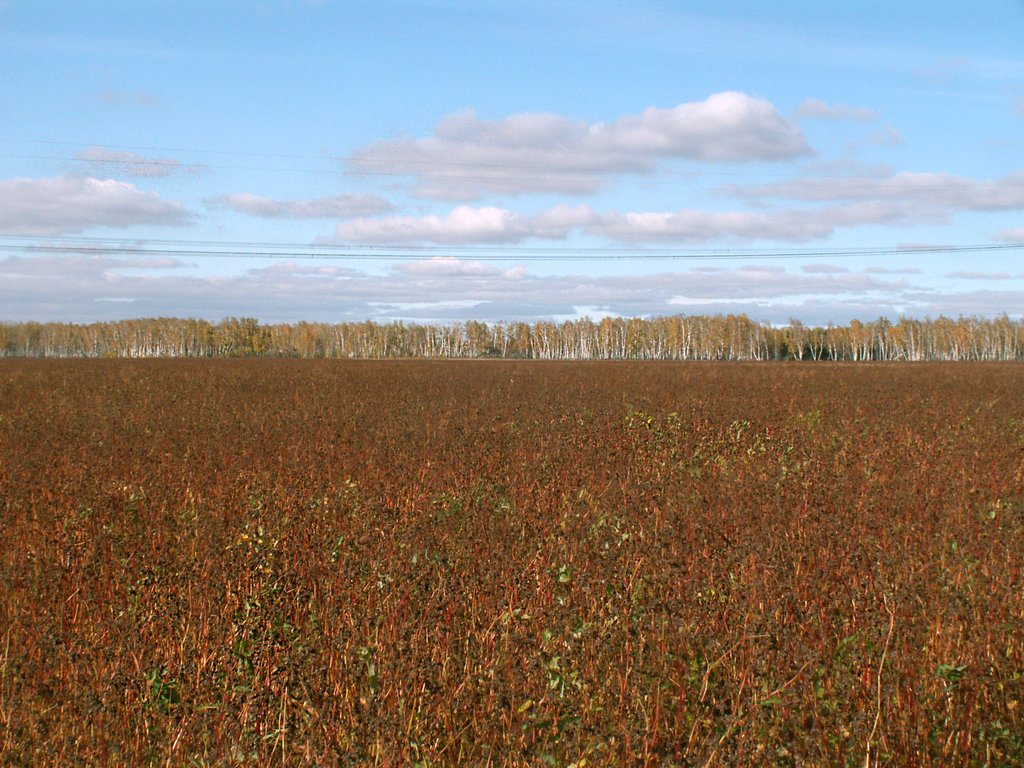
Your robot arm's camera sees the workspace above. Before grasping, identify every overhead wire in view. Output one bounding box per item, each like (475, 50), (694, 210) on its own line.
(1, 233), (1022, 262)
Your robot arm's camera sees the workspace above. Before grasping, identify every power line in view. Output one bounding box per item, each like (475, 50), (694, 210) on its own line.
(1, 233), (1021, 262)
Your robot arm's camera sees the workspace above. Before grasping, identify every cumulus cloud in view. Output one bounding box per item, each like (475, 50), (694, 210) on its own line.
(75, 146), (205, 178)
(214, 192), (394, 219)
(797, 99), (877, 121)
(335, 200), (908, 245)
(0, 176), (191, 235)
(346, 92), (811, 200)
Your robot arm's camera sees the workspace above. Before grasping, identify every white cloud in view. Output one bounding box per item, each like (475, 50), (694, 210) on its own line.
(801, 159), (893, 178)
(587, 201), (905, 242)
(0, 176), (191, 235)
(945, 271), (1015, 280)
(864, 266), (922, 275)
(797, 99), (877, 121)
(336, 206), (537, 244)
(215, 192), (394, 219)
(257, 262), (349, 277)
(996, 228), (1024, 242)
(801, 263), (849, 274)
(529, 204), (601, 235)
(726, 171), (1024, 211)
(104, 256), (186, 270)
(0, 254), (187, 284)
(586, 92), (809, 161)
(396, 256), (525, 279)
(346, 92), (811, 200)
(335, 200), (908, 245)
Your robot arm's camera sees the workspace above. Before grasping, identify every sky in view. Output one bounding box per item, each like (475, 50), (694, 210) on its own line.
(1, 0), (1024, 326)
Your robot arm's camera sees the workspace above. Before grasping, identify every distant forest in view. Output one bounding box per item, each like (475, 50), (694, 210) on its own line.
(2, 314), (1024, 361)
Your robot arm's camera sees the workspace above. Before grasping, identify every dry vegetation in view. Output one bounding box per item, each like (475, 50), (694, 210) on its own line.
(1, 360), (1023, 766)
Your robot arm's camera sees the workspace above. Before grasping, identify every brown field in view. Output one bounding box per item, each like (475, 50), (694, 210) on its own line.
(1, 360), (1023, 767)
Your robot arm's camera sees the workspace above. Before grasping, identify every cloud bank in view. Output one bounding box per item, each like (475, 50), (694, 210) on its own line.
(8, 251), (1021, 328)
(0, 253), (930, 326)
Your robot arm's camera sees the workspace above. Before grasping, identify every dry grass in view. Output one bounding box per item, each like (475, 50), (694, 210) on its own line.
(1, 360), (1022, 766)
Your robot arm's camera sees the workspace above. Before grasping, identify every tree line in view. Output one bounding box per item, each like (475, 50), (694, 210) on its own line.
(2, 314), (1023, 361)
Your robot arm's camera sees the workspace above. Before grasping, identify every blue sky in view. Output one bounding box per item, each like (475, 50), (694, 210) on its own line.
(2, 0), (1023, 325)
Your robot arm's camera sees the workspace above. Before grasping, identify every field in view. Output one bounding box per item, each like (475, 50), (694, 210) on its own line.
(1, 360), (1023, 767)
